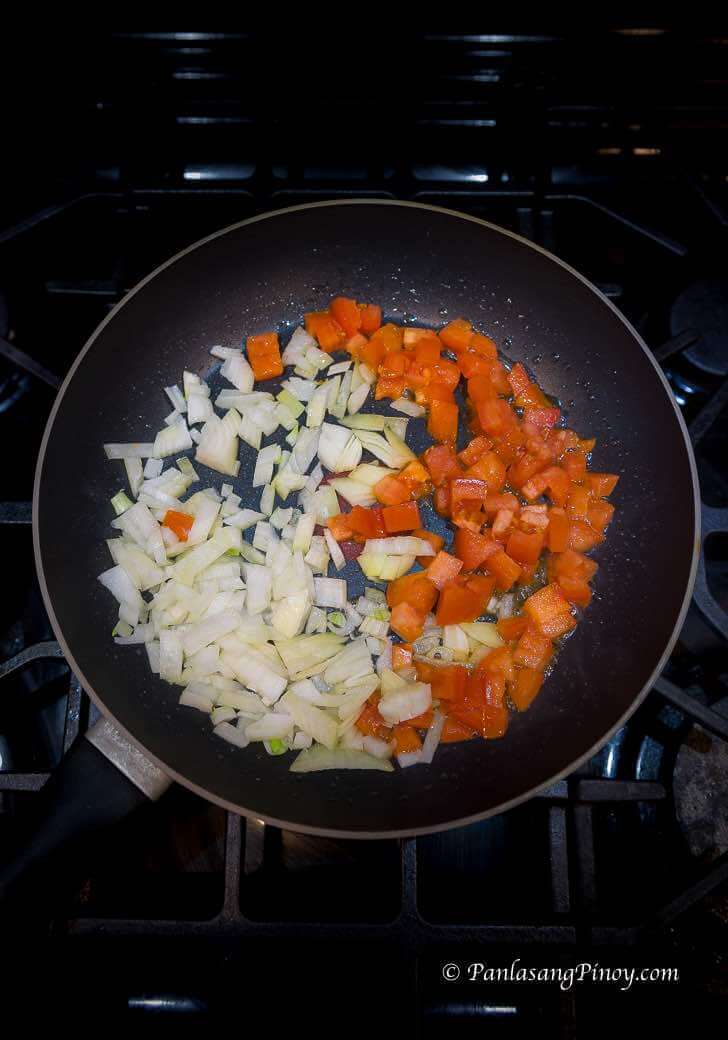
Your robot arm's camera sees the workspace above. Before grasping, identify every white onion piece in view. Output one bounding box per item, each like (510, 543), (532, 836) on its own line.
(159, 629), (183, 682)
(214, 721), (250, 748)
(391, 397), (425, 418)
(397, 751), (424, 768)
(323, 530), (346, 572)
(421, 710), (445, 764)
(220, 353), (254, 392)
(364, 537), (435, 557)
(165, 385), (187, 413)
(104, 442), (155, 460)
(153, 420), (193, 458)
(123, 457), (144, 498)
(313, 577), (347, 609)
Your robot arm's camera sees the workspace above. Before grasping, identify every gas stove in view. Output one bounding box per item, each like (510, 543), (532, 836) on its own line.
(2, 28), (728, 1032)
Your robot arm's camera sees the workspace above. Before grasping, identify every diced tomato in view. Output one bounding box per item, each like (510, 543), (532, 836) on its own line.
(428, 398), (459, 443)
(469, 332), (498, 359)
(426, 550), (464, 590)
(508, 452), (550, 488)
(484, 550), (522, 591)
(434, 484), (451, 517)
(567, 485), (593, 521)
(436, 583), (484, 626)
(327, 513), (354, 542)
(452, 528), (499, 571)
(506, 529), (545, 565)
(551, 549), (598, 583)
(496, 615), (530, 641)
(348, 506), (379, 540)
(450, 478), (489, 512)
(430, 664), (468, 701)
(304, 312), (345, 352)
(563, 450), (588, 481)
(375, 376), (406, 400)
(523, 583), (576, 638)
(492, 509), (514, 538)
(412, 528), (445, 565)
(466, 451), (507, 490)
(373, 475), (411, 506)
(391, 643), (413, 672)
(458, 436), (492, 468)
(163, 509), (194, 541)
(557, 575), (592, 607)
(247, 331), (284, 381)
(360, 337), (386, 371)
(449, 701), (509, 739)
(513, 627), (553, 670)
(464, 573), (497, 614)
(392, 724), (422, 754)
(440, 318), (473, 352)
(477, 398), (518, 437)
(587, 473), (619, 497)
(484, 493), (520, 516)
(441, 717), (476, 742)
(508, 362), (549, 406)
(511, 668), (544, 711)
(587, 499), (615, 535)
(330, 296), (361, 338)
(398, 460), (430, 491)
(568, 519), (603, 552)
(382, 501), (421, 533)
(390, 602), (427, 642)
(359, 303), (382, 335)
(386, 573), (438, 614)
(524, 406), (561, 428)
(547, 508), (570, 552)
(423, 444), (463, 487)
(356, 701), (391, 741)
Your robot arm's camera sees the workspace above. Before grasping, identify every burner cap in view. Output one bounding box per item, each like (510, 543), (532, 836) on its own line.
(674, 701), (728, 861)
(670, 279), (728, 376)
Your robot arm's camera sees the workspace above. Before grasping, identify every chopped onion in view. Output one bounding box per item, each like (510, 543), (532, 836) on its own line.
(328, 360), (352, 375)
(280, 691), (338, 749)
(104, 442), (155, 460)
(347, 382), (370, 414)
(421, 710), (445, 764)
(123, 457), (144, 498)
(327, 476), (375, 508)
(323, 530), (346, 572)
(159, 629), (184, 682)
(220, 353), (254, 392)
(290, 745), (393, 773)
(187, 392), (214, 425)
(245, 713), (294, 741)
(378, 681), (432, 725)
(363, 537), (435, 557)
(153, 420), (193, 459)
(313, 576), (347, 609)
(253, 444), (281, 487)
(214, 721), (250, 748)
(223, 508), (265, 530)
(305, 383), (329, 428)
(391, 397), (425, 418)
(165, 385), (187, 413)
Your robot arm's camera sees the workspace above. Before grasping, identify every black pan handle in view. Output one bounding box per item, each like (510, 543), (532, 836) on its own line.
(0, 717), (171, 908)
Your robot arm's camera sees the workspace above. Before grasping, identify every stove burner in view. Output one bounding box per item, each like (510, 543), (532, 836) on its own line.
(674, 699), (728, 861)
(0, 292), (31, 414)
(671, 279), (728, 377)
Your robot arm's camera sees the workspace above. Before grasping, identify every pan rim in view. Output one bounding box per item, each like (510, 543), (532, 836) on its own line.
(32, 198), (702, 839)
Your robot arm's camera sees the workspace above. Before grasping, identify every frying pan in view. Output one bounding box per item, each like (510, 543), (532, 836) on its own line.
(1, 201), (701, 889)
